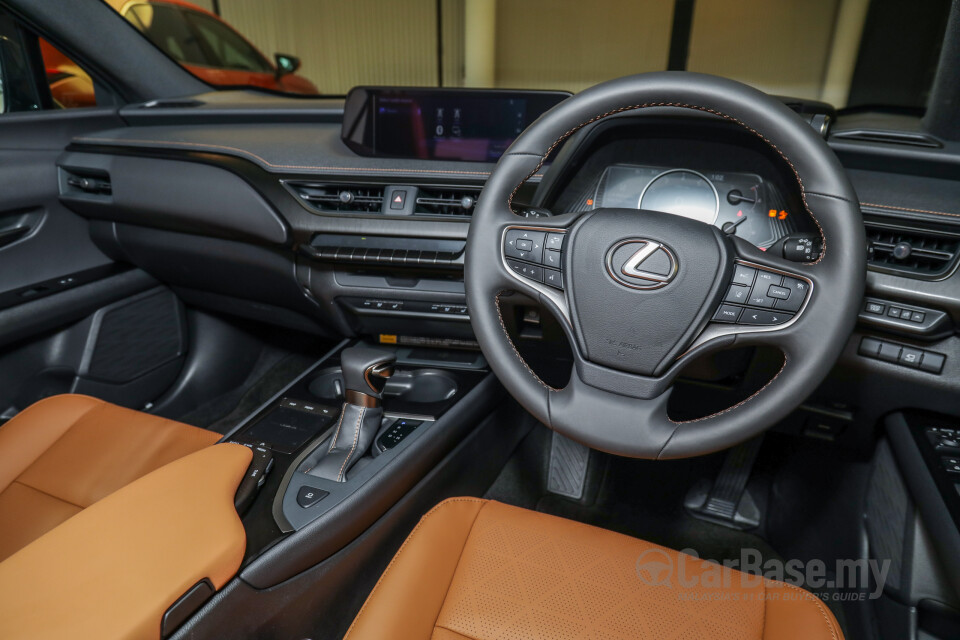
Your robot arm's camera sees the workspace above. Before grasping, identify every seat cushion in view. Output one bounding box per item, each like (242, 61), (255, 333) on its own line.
(345, 498), (843, 640)
(0, 394), (220, 561)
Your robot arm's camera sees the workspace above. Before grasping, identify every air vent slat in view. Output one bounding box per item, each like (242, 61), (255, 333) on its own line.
(414, 187), (479, 217)
(865, 223), (960, 278)
(287, 182), (384, 214)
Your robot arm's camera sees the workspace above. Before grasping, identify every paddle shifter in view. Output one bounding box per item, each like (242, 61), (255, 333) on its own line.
(311, 346), (396, 482)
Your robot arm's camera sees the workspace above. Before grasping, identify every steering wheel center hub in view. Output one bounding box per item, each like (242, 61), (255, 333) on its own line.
(567, 208), (731, 376)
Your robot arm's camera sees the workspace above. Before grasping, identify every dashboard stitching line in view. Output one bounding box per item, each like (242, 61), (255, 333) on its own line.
(503, 102), (827, 266)
(495, 290), (559, 392)
(861, 201), (960, 219)
(74, 137), (515, 176)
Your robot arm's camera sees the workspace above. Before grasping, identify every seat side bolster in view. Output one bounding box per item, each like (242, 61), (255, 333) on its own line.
(0, 394), (102, 493)
(0, 443), (252, 640)
(344, 497), (488, 640)
(762, 580), (843, 640)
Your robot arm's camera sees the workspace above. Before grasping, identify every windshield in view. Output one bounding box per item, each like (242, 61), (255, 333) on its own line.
(106, 0), (950, 111)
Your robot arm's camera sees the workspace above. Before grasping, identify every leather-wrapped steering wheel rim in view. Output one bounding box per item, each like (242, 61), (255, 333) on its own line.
(465, 71), (865, 459)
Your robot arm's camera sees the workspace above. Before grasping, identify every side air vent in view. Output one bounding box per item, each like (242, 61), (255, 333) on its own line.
(866, 223), (960, 278)
(60, 167), (112, 198)
(414, 187), (480, 217)
(287, 182), (385, 213)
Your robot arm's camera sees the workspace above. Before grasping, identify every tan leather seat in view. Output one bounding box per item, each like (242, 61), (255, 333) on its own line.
(346, 498), (844, 640)
(0, 394), (252, 639)
(0, 394), (222, 561)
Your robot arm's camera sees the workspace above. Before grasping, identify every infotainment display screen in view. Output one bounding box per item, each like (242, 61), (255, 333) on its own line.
(341, 87), (570, 162)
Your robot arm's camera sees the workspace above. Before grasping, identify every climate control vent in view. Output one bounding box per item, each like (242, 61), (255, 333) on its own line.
(866, 223), (960, 278)
(414, 187), (480, 217)
(287, 182), (384, 214)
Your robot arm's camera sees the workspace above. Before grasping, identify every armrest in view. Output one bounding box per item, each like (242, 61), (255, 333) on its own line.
(0, 443), (252, 639)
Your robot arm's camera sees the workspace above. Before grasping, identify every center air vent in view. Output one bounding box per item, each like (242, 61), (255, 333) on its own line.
(287, 182), (384, 213)
(414, 187), (480, 217)
(866, 223), (960, 279)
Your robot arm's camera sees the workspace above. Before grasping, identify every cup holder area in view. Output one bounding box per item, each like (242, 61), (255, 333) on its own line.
(308, 367), (458, 405)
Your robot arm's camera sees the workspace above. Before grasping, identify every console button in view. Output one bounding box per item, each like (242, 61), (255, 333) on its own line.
(912, 312), (926, 323)
(542, 249), (562, 269)
(887, 307), (902, 319)
(724, 284), (750, 304)
(504, 229), (545, 263)
(739, 309), (792, 325)
(920, 352), (945, 374)
(543, 269), (563, 289)
(865, 301), (885, 315)
(776, 277), (810, 312)
(859, 337), (882, 357)
(713, 305), (742, 323)
(546, 233), (564, 251)
(296, 486), (329, 508)
(506, 259), (543, 283)
(899, 310), (914, 322)
(899, 347), (923, 368)
(942, 457), (960, 474)
(732, 264), (756, 287)
(877, 342), (901, 363)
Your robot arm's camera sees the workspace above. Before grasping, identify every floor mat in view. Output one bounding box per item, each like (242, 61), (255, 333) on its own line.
(177, 351), (316, 433)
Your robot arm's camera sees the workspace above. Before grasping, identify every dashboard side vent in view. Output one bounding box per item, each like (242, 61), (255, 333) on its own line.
(61, 168), (112, 197)
(866, 223), (960, 278)
(414, 187), (480, 217)
(287, 182), (384, 213)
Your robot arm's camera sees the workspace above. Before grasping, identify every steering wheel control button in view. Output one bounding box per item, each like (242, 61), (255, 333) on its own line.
(731, 264), (756, 287)
(747, 288), (775, 308)
(865, 301), (885, 315)
(504, 229), (545, 263)
(543, 269), (563, 289)
(546, 233), (564, 251)
(713, 305), (742, 323)
(754, 271), (782, 288)
(543, 249), (562, 269)
(766, 285), (790, 300)
(296, 486), (329, 508)
(724, 284), (750, 304)
(776, 277), (809, 312)
(738, 309), (792, 325)
(506, 259), (543, 283)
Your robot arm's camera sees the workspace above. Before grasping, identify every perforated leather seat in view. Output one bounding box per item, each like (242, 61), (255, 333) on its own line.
(0, 394), (222, 561)
(345, 498), (844, 640)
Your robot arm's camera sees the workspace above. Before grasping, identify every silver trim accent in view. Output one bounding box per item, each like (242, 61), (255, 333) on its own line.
(605, 239), (679, 290)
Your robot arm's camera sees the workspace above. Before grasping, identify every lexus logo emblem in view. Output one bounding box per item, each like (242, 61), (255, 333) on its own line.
(606, 239), (679, 290)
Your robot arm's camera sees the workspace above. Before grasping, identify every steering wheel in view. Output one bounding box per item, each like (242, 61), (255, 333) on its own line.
(465, 72), (866, 459)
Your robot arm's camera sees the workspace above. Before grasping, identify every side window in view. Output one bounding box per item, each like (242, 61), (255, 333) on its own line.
(182, 10), (272, 73)
(125, 4), (211, 67)
(39, 40), (96, 109)
(0, 11), (98, 112)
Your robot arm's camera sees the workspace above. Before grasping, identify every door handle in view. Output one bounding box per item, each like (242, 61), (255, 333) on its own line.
(0, 225), (29, 248)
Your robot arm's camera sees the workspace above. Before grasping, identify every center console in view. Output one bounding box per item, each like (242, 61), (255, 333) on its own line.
(220, 341), (490, 557)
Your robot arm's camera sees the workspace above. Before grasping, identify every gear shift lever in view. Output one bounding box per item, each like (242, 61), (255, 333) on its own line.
(311, 347), (396, 482)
